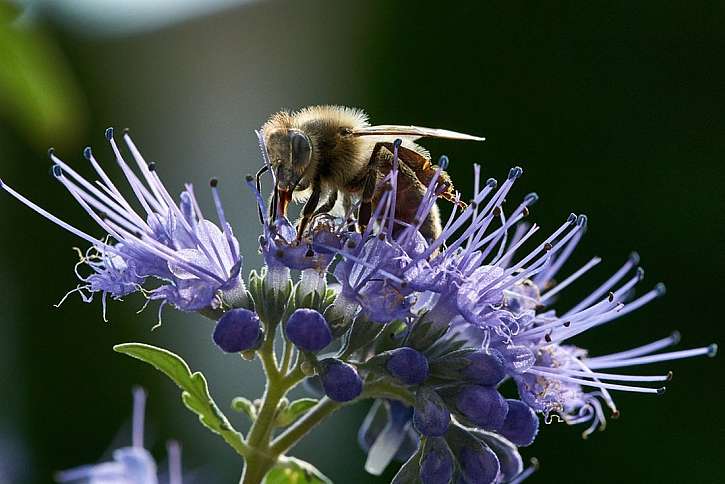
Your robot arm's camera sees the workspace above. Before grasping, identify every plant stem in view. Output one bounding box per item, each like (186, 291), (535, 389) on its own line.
(241, 326), (309, 483)
(269, 397), (341, 455)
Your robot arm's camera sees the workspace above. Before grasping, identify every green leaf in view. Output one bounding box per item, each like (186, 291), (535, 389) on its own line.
(114, 343), (248, 457)
(232, 396), (257, 421)
(263, 456), (333, 484)
(275, 398), (318, 427)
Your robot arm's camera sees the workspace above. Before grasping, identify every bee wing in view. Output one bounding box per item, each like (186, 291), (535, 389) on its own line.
(351, 124), (485, 142)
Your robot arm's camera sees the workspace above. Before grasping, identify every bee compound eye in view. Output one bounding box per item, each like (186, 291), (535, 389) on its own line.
(289, 130), (312, 167)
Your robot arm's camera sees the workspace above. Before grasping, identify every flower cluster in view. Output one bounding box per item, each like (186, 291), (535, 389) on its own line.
(1, 130), (716, 484)
(2, 128), (246, 323)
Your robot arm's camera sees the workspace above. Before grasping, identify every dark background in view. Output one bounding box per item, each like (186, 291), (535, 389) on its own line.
(1, 1), (723, 482)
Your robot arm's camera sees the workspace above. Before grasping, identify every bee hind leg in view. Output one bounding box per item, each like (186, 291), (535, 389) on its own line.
(357, 170), (377, 234)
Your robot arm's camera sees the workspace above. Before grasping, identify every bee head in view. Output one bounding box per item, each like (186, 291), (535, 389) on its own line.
(265, 128), (313, 192)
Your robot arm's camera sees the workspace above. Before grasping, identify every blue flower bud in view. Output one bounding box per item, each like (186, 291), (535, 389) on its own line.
(385, 347), (429, 385)
(455, 385), (509, 431)
(285, 308), (332, 352)
(319, 359), (362, 402)
(212, 308), (263, 353)
(461, 350), (505, 386)
(498, 399), (539, 447)
(420, 437), (454, 484)
(413, 388), (450, 437)
(457, 444), (500, 484)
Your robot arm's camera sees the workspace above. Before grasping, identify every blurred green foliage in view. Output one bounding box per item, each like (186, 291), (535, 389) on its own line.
(0, 2), (86, 148)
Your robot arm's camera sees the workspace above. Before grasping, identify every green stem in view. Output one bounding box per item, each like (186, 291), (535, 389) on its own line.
(279, 337), (295, 374)
(241, 327), (309, 483)
(269, 397), (341, 455)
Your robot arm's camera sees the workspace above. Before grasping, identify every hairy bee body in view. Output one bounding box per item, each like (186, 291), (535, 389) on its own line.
(260, 105), (482, 241)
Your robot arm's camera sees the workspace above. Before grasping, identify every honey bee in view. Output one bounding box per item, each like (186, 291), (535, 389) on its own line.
(257, 105), (484, 241)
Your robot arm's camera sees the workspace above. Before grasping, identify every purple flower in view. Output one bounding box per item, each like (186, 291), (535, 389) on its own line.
(457, 445), (500, 484)
(56, 387), (182, 484)
(412, 388), (450, 437)
(1, 129), (245, 319)
(385, 347), (429, 385)
(498, 399), (539, 447)
(213, 308), (263, 353)
(453, 385), (509, 431)
(419, 437), (454, 484)
(285, 308), (332, 352)
(319, 153), (715, 440)
(318, 358), (363, 402)
(358, 400), (418, 476)
(460, 349), (506, 386)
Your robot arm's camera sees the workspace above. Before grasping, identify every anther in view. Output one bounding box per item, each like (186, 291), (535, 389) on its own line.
(486, 178), (497, 188)
(636, 267), (645, 280)
(522, 207), (530, 217)
(567, 213), (577, 224)
(209, 178), (219, 188)
(611, 410), (621, 419)
(305, 248), (314, 258)
(670, 330), (681, 344)
(654, 282), (666, 296)
(524, 192), (539, 205)
(577, 214), (588, 227)
(148, 162), (156, 172)
(47, 147), (55, 158)
(707, 343), (718, 357)
(544, 242), (553, 251)
(656, 387), (667, 396)
(393, 138), (403, 149)
(105, 127), (114, 140)
(438, 155), (449, 170)
(608, 291), (615, 302)
(82, 147), (92, 160)
(258, 235), (267, 246)
(50, 165), (62, 178)
(666, 371), (674, 381)
(629, 251), (640, 264)
(493, 206), (502, 217)
(544, 332), (552, 343)
(508, 166), (523, 179)
(245, 175), (254, 182)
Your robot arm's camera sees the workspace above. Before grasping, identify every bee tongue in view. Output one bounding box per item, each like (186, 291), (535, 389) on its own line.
(277, 188), (293, 217)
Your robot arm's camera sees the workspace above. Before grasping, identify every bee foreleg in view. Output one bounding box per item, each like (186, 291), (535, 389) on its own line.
(296, 178), (322, 240)
(255, 165), (269, 223)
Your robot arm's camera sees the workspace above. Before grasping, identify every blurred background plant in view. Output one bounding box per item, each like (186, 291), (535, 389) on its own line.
(0, 1), (723, 483)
